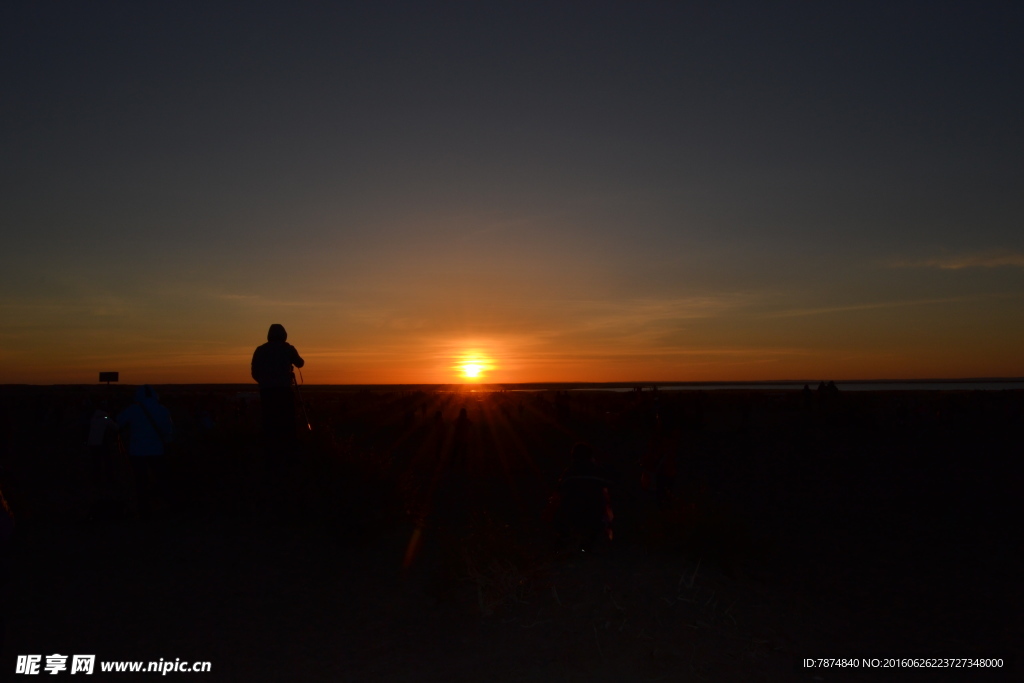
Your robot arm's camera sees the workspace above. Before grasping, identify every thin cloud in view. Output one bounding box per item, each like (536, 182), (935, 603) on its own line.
(761, 294), (991, 319)
(0, 295), (138, 321)
(766, 296), (979, 319)
(549, 293), (762, 333)
(212, 292), (333, 309)
(890, 250), (1024, 270)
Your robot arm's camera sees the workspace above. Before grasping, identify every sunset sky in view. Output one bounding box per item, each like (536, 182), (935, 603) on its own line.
(3, 2), (1023, 384)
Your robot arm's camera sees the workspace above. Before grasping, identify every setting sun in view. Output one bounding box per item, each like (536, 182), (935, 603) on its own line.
(454, 351), (495, 382)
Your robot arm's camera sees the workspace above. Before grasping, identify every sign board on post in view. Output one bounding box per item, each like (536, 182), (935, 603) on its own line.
(99, 372), (119, 383)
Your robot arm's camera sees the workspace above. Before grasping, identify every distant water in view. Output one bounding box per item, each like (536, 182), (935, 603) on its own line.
(835, 382), (1024, 392)
(572, 381), (1024, 392)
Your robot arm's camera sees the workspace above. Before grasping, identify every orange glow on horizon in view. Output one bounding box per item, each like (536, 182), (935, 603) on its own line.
(3, 303), (1024, 385)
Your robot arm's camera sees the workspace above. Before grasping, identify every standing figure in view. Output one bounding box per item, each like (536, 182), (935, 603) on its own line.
(251, 324), (305, 459)
(450, 406), (472, 471)
(86, 400), (118, 486)
(640, 418), (679, 506)
(549, 443), (614, 551)
(117, 385), (174, 517)
(0, 485), (13, 654)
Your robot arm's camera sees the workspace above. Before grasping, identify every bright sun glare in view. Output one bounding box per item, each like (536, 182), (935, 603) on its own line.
(456, 353), (493, 382)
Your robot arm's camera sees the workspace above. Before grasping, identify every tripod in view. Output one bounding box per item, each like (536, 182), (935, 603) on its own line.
(292, 371), (312, 432)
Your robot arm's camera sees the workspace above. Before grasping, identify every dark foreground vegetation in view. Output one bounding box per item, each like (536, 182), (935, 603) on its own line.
(1, 385), (1020, 681)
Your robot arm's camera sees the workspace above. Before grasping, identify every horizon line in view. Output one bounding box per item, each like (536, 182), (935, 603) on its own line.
(4, 377), (1024, 388)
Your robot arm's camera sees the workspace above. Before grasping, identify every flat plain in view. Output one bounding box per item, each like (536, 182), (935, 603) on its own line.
(1, 385), (1019, 681)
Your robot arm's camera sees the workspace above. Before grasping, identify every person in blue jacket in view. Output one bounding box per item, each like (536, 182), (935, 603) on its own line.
(117, 385), (173, 517)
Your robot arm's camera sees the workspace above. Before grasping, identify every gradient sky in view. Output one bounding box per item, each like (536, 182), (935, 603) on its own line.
(3, 1), (1023, 384)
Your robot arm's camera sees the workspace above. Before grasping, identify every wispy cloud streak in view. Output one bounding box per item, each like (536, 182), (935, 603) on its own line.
(765, 296), (980, 319)
(890, 250), (1024, 270)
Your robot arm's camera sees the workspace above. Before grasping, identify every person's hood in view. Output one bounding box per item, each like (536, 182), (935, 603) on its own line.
(135, 384), (159, 403)
(268, 324), (287, 342)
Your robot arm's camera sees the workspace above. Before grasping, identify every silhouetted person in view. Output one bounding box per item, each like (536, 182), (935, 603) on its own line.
(816, 380), (840, 407)
(556, 391), (571, 423)
(117, 385), (173, 518)
(0, 486), (12, 655)
(251, 324), (304, 459)
(86, 400), (118, 485)
(419, 406), (475, 599)
(430, 406), (474, 531)
(451, 406), (472, 467)
(550, 443), (613, 551)
(641, 418), (679, 506)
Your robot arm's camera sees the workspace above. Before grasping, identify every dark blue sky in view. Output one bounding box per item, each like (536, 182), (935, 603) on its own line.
(3, 1), (1023, 383)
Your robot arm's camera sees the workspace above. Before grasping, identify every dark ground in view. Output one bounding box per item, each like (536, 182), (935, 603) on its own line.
(0, 385), (1020, 681)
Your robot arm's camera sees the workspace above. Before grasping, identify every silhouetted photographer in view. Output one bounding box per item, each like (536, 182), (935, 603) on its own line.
(251, 324), (305, 459)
